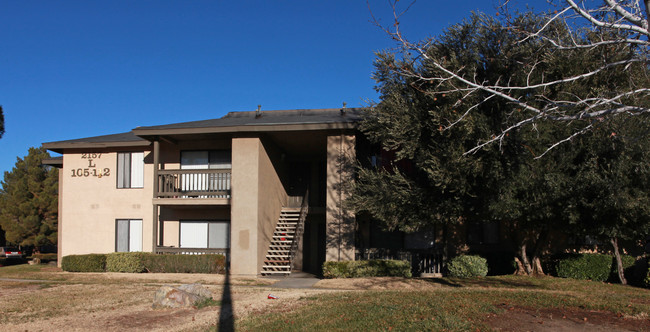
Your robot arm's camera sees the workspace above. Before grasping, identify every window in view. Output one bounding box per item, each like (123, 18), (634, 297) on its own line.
(179, 221), (229, 249)
(116, 219), (142, 252)
(117, 152), (144, 188)
(180, 150), (231, 197)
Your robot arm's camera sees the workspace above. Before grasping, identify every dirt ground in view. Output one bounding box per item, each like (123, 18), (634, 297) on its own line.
(0, 273), (648, 331)
(485, 305), (650, 332)
(0, 272), (337, 332)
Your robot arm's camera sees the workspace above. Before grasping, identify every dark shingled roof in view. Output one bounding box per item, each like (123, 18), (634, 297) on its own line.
(44, 132), (146, 145)
(42, 132), (149, 152)
(134, 108), (365, 131)
(43, 108), (367, 152)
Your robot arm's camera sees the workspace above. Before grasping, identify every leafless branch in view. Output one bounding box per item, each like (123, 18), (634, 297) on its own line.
(370, 0), (649, 157)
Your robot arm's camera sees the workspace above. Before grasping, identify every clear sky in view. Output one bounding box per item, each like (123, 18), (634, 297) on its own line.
(0, 0), (538, 177)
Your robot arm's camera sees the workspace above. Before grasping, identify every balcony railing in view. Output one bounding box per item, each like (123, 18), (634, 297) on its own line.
(157, 169), (231, 198)
(155, 246), (229, 257)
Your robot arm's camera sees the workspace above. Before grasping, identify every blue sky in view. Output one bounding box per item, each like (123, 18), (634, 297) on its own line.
(0, 0), (535, 176)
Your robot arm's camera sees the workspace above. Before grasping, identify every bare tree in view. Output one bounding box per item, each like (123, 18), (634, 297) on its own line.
(370, 0), (649, 157)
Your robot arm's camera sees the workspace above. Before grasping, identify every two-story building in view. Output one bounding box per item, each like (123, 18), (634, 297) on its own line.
(43, 108), (361, 276)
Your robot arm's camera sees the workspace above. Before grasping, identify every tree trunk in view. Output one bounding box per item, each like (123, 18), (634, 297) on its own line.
(530, 256), (544, 275)
(514, 242), (533, 275)
(528, 228), (549, 276)
(610, 237), (627, 285)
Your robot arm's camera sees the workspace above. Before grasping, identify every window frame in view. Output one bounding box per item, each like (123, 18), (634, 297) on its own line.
(115, 219), (143, 252)
(178, 220), (230, 249)
(117, 151), (144, 189)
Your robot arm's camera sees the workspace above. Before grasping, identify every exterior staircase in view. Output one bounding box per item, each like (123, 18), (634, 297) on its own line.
(260, 207), (302, 276)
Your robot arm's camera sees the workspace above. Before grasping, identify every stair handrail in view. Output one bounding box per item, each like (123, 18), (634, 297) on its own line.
(289, 190), (309, 272)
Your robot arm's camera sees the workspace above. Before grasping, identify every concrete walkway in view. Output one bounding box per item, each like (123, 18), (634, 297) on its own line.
(267, 272), (321, 289)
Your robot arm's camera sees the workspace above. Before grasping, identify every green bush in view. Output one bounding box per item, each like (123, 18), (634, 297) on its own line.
(644, 266), (650, 288)
(322, 260), (412, 278)
(141, 254), (226, 274)
(61, 254), (106, 272)
(447, 255), (488, 278)
(106, 252), (146, 273)
(555, 253), (636, 283)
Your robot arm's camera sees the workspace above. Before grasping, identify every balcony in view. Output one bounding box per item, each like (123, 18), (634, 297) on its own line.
(156, 169), (231, 202)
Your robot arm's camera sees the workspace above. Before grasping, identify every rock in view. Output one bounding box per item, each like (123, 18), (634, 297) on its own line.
(152, 284), (213, 309)
(29, 258), (41, 265)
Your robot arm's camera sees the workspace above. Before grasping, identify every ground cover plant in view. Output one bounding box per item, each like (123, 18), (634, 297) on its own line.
(322, 259), (411, 278)
(239, 276), (650, 331)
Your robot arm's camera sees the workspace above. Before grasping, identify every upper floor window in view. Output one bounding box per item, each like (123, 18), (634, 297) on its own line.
(180, 150), (231, 169)
(117, 152), (144, 188)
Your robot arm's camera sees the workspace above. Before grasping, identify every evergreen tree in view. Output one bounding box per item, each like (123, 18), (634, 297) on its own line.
(0, 147), (58, 247)
(350, 10), (648, 276)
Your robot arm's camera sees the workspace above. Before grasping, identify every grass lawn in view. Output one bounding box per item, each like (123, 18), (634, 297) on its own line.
(1, 264), (649, 331)
(237, 276), (650, 332)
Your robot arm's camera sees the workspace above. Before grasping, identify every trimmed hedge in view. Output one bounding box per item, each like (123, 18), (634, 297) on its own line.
(106, 252), (147, 273)
(322, 260), (412, 278)
(447, 255), (488, 278)
(62, 252), (227, 274)
(61, 254), (107, 272)
(142, 254), (226, 274)
(556, 253), (636, 283)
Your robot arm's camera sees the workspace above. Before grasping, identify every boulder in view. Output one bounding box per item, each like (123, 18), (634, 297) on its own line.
(152, 283), (213, 309)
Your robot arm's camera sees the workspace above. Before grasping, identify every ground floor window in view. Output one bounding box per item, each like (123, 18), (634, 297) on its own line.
(179, 221), (229, 249)
(116, 219), (142, 252)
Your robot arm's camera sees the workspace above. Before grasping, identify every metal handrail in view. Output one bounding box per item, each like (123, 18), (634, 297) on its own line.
(289, 190), (309, 272)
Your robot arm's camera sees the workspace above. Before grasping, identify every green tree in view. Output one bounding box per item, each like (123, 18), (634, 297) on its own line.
(0, 147), (58, 247)
(571, 115), (650, 284)
(349, 13), (566, 270)
(370, 0), (648, 154)
(352, 9), (648, 276)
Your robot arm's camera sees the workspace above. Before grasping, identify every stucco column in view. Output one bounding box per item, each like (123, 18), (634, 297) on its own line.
(152, 140), (159, 253)
(326, 132), (356, 261)
(230, 137), (261, 275)
(57, 166), (64, 267)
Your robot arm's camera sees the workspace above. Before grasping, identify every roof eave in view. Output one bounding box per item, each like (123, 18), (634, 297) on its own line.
(42, 140), (151, 153)
(132, 122), (358, 139)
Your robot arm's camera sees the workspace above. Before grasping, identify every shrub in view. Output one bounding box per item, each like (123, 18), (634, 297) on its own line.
(106, 252), (146, 273)
(555, 253), (636, 283)
(645, 266), (650, 288)
(447, 255), (488, 278)
(142, 254), (226, 274)
(322, 260), (411, 278)
(61, 254), (106, 272)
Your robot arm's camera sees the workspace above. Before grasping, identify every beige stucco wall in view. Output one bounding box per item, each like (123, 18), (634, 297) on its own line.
(230, 136), (287, 275)
(256, 139), (288, 273)
(326, 133), (356, 261)
(59, 149), (153, 257)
